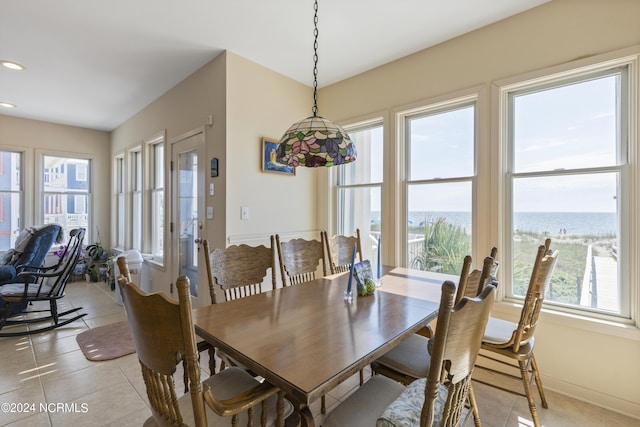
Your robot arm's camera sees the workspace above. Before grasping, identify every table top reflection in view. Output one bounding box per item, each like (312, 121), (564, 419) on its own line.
(192, 267), (451, 422)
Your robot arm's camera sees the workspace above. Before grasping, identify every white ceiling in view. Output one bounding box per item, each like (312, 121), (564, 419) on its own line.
(0, 0), (549, 131)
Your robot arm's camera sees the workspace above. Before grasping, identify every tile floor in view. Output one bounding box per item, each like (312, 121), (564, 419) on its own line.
(0, 279), (636, 427)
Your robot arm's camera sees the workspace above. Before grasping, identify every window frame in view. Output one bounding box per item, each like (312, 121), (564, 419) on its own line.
(400, 95), (479, 271)
(128, 146), (143, 251)
(146, 133), (165, 264)
(37, 151), (93, 243)
(0, 149), (24, 250)
(495, 49), (638, 326)
(113, 154), (125, 250)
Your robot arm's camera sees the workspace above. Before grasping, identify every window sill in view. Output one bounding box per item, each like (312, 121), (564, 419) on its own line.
(490, 300), (640, 341)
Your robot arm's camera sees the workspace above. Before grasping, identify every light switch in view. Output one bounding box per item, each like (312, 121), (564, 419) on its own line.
(207, 206), (214, 219)
(241, 206), (249, 220)
(210, 183), (215, 196)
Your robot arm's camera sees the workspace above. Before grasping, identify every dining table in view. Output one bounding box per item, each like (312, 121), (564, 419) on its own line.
(192, 266), (457, 427)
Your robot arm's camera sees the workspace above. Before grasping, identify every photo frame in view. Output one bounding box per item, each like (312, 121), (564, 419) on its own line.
(262, 137), (296, 175)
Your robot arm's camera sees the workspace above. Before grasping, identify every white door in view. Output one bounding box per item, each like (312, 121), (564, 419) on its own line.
(171, 130), (205, 298)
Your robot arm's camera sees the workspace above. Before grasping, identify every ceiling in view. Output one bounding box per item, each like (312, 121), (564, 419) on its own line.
(0, 0), (549, 132)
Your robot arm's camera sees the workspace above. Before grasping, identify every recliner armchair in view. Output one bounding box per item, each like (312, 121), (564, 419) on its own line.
(0, 224), (64, 286)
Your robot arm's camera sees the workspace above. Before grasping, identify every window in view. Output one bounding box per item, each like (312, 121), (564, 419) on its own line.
(76, 163), (87, 182)
(114, 155), (125, 249)
(404, 100), (475, 274)
(504, 64), (631, 318)
(336, 122), (383, 265)
(130, 148), (142, 251)
(42, 155), (90, 241)
(150, 140), (164, 261)
(0, 150), (23, 251)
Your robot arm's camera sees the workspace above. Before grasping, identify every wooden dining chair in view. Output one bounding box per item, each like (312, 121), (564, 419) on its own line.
(275, 234), (326, 286)
(325, 280), (496, 427)
(118, 274), (293, 427)
(474, 239), (558, 427)
(370, 253), (497, 426)
(322, 229), (363, 274)
(200, 238), (276, 373)
(204, 237), (277, 303)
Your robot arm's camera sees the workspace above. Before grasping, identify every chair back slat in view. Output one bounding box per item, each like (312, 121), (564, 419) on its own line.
(461, 254), (499, 302)
(120, 276), (206, 426)
(276, 234), (326, 286)
(45, 228), (85, 298)
(513, 242), (559, 351)
(323, 229), (363, 275)
(204, 237), (276, 303)
(422, 281), (496, 427)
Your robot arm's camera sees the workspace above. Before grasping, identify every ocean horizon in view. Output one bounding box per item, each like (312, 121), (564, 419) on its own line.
(370, 211), (617, 236)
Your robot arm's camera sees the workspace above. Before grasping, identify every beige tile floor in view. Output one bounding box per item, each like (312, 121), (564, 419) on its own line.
(0, 279), (636, 427)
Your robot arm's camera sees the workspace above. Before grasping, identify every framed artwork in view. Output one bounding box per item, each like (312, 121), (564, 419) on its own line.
(262, 137), (296, 175)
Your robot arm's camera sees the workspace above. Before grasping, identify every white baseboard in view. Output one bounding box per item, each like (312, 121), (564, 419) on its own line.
(542, 376), (640, 420)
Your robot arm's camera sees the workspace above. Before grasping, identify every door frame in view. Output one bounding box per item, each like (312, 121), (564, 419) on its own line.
(170, 127), (206, 302)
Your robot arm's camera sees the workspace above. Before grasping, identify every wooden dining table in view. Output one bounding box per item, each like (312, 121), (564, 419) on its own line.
(192, 266), (456, 427)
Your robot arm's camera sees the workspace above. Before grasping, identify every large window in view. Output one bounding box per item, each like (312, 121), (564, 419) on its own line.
(0, 150), (22, 251)
(130, 148), (142, 251)
(113, 155), (125, 249)
(404, 100), (475, 275)
(150, 140), (164, 261)
(42, 155), (91, 241)
(504, 65), (630, 318)
(336, 122), (383, 265)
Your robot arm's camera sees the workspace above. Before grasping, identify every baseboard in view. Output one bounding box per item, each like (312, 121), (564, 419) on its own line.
(542, 376), (640, 420)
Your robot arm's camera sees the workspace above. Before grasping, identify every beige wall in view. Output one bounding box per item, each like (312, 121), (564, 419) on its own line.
(225, 52), (316, 243)
(0, 114), (110, 243)
(318, 0), (640, 418)
(111, 51), (316, 301)
(111, 52), (228, 301)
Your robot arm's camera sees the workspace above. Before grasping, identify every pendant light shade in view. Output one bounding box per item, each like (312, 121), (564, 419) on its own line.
(276, 116), (356, 167)
(275, 0), (356, 168)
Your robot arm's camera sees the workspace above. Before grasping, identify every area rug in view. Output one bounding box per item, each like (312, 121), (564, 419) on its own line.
(76, 320), (136, 361)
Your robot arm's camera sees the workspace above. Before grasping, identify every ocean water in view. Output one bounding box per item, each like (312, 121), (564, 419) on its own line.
(371, 211), (617, 236)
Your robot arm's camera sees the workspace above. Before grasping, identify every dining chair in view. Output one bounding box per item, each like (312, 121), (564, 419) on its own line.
(325, 280), (496, 427)
(370, 253), (497, 426)
(200, 238), (276, 373)
(474, 239), (558, 427)
(204, 237), (277, 303)
(322, 229), (363, 275)
(275, 234), (326, 286)
(118, 274), (293, 427)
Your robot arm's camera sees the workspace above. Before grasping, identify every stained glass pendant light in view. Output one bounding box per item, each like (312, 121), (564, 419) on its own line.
(276, 0), (356, 168)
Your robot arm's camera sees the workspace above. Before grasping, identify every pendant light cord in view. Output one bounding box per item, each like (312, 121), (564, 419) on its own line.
(312, 0), (319, 117)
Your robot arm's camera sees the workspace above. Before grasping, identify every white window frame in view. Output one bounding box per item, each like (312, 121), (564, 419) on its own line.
(399, 94), (479, 270)
(494, 47), (639, 329)
(129, 147), (143, 251)
(37, 151), (93, 243)
(113, 154), (125, 250)
(146, 132), (165, 264)
(0, 149), (24, 250)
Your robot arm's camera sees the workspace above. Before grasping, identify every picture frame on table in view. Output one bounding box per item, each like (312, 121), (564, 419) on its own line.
(262, 137), (296, 175)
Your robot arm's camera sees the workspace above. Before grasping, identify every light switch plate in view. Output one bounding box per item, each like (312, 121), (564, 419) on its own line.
(207, 206), (214, 219)
(241, 206), (249, 220)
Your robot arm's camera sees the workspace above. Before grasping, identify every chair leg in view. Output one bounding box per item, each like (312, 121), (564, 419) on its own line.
(467, 383), (482, 427)
(530, 353), (548, 409)
(359, 369), (364, 386)
(321, 395), (326, 414)
(519, 359), (541, 427)
(50, 300), (59, 324)
(208, 347), (216, 375)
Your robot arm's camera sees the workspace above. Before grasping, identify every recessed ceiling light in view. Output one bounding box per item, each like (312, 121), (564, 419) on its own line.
(0, 102), (16, 108)
(1, 61), (25, 71)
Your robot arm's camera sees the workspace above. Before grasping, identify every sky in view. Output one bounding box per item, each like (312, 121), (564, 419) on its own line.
(351, 73), (621, 213)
